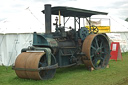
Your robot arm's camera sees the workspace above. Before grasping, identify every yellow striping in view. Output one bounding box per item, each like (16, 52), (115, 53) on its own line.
(85, 26), (110, 33)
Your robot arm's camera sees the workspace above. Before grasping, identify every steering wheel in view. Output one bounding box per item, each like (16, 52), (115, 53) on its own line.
(91, 25), (99, 34)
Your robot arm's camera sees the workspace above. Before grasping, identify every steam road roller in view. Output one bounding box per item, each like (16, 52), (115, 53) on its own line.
(13, 4), (111, 80)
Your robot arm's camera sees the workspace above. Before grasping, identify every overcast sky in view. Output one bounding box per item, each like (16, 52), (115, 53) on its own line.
(0, 0), (128, 21)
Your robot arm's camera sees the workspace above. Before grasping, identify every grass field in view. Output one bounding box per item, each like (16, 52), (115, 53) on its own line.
(0, 52), (128, 85)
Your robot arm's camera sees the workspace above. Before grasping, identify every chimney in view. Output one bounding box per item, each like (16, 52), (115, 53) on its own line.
(44, 4), (51, 34)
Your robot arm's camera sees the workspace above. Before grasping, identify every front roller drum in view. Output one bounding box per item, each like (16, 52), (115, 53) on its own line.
(82, 34), (110, 69)
(14, 52), (56, 80)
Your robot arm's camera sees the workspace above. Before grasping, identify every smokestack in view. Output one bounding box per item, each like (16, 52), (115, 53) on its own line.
(44, 4), (51, 34)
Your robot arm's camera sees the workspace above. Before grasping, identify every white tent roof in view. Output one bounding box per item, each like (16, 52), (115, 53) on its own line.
(0, 9), (45, 34)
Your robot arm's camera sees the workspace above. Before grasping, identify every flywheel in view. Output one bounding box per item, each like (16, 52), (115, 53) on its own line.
(14, 52), (56, 80)
(82, 34), (110, 69)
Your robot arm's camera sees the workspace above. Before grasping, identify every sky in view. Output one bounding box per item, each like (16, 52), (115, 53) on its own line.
(0, 0), (128, 21)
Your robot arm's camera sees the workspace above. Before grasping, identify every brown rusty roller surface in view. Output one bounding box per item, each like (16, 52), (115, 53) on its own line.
(15, 52), (45, 80)
(82, 34), (97, 68)
(15, 52), (31, 79)
(82, 34), (110, 69)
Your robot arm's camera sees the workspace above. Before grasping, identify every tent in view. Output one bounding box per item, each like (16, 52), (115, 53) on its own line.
(106, 33), (128, 52)
(107, 15), (128, 52)
(0, 33), (33, 66)
(0, 9), (44, 66)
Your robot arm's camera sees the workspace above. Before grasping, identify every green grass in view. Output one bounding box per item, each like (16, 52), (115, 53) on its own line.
(0, 52), (128, 85)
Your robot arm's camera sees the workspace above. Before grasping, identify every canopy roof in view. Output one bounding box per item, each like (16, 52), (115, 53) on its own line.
(50, 6), (108, 17)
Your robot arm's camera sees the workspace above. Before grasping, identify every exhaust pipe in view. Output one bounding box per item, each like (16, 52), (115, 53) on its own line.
(44, 4), (51, 34)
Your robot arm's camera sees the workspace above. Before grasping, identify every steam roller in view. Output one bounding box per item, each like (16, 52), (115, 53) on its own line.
(13, 4), (111, 80)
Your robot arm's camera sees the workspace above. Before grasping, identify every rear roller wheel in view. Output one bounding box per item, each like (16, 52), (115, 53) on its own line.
(82, 34), (110, 69)
(14, 52), (56, 80)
